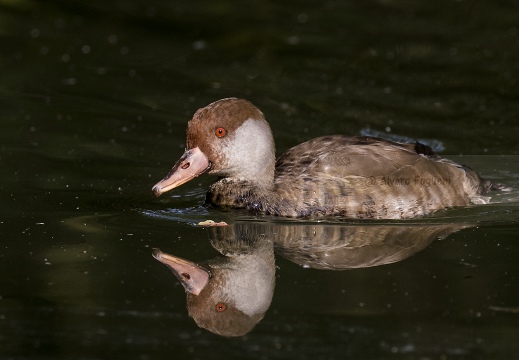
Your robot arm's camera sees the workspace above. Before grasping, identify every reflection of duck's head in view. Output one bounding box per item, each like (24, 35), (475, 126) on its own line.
(153, 239), (275, 337)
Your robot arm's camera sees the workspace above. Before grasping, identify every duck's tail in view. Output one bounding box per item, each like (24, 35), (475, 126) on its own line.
(471, 178), (512, 204)
(489, 181), (512, 192)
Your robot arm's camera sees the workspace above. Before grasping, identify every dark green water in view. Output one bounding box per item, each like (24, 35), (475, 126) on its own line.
(1, 0), (518, 359)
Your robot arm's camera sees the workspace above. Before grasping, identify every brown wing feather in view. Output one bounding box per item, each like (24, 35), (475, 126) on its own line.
(271, 135), (486, 218)
(275, 135), (436, 179)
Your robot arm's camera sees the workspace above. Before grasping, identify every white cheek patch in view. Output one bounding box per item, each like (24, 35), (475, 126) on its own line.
(218, 118), (275, 181)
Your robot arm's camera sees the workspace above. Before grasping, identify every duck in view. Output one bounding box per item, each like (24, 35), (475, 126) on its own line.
(152, 98), (492, 219)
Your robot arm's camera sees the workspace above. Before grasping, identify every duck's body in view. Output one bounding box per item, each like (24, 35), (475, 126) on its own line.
(207, 135), (490, 219)
(153, 98), (491, 219)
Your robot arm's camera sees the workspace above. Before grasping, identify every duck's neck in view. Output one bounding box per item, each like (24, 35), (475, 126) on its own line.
(230, 165), (275, 190)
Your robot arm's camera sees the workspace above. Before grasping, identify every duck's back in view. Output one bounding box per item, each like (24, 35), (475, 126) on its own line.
(272, 135), (490, 218)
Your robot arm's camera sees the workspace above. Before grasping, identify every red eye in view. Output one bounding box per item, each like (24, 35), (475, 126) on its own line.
(215, 303), (227, 312)
(215, 127), (226, 137)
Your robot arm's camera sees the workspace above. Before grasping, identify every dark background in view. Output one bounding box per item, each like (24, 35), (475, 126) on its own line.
(1, 1), (518, 359)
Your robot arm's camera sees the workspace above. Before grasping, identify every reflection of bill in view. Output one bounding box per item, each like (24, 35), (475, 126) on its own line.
(152, 221), (469, 336)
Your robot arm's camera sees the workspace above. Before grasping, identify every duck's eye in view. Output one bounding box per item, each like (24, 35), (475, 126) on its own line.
(215, 127), (226, 138)
(215, 302), (227, 312)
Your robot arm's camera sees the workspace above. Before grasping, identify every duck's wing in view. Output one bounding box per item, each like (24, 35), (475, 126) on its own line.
(275, 135), (441, 179)
(274, 135), (489, 214)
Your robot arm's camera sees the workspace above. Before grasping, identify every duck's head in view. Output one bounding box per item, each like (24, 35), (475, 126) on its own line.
(152, 98), (275, 197)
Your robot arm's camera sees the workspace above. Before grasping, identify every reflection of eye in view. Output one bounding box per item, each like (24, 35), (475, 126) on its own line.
(215, 127), (226, 138)
(215, 303), (227, 312)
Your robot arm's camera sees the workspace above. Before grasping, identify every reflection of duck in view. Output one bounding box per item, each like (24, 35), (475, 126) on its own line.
(153, 225), (275, 337)
(152, 98), (492, 219)
(272, 223), (468, 270)
(153, 221), (468, 336)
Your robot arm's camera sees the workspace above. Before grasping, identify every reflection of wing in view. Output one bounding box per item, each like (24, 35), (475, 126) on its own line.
(273, 223), (470, 270)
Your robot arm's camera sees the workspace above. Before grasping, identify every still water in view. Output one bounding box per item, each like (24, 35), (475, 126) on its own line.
(1, 0), (518, 359)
